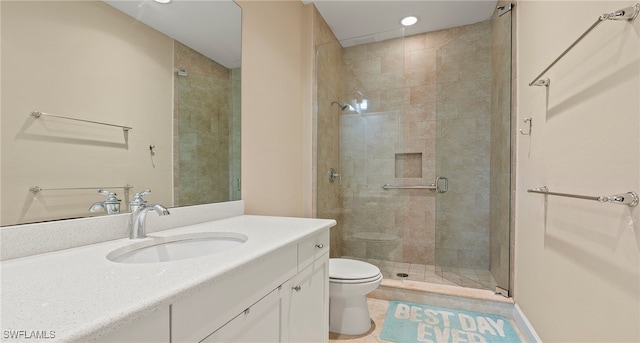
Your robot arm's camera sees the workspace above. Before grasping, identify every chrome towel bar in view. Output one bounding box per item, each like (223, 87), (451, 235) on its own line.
(31, 111), (133, 132)
(382, 184), (436, 190)
(527, 186), (639, 207)
(529, 3), (639, 87)
(383, 176), (449, 193)
(30, 185), (133, 194)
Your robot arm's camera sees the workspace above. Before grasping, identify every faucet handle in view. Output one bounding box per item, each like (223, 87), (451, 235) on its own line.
(131, 189), (150, 203)
(97, 189), (120, 201)
(94, 189), (121, 214)
(130, 189), (150, 212)
(133, 189), (151, 200)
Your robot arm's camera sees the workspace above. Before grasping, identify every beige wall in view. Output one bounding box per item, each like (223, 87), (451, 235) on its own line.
(515, 1), (639, 341)
(0, 1), (173, 225)
(237, 1), (314, 217)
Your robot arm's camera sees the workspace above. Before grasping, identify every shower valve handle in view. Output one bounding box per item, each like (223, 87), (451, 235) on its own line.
(329, 168), (341, 183)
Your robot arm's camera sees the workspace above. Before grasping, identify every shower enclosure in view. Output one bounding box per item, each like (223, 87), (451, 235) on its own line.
(316, 5), (512, 293)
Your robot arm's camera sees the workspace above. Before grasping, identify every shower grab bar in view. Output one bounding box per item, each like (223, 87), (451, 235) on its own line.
(529, 3), (639, 87)
(29, 185), (133, 194)
(527, 186), (639, 207)
(30, 111), (133, 132)
(382, 184), (436, 190)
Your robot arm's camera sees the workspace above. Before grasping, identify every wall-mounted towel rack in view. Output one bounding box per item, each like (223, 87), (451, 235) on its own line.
(382, 184), (436, 190)
(29, 185), (133, 194)
(527, 186), (639, 207)
(383, 176), (449, 193)
(30, 111), (133, 132)
(529, 3), (639, 87)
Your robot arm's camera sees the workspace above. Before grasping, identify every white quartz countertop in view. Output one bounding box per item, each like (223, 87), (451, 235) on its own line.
(0, 215), (336, 342)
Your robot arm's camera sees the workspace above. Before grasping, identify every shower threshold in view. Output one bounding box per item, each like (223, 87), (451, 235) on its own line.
(348, 257), (499, 291)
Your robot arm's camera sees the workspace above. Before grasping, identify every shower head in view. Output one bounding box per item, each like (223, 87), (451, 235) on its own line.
(331, 101), (349, 111)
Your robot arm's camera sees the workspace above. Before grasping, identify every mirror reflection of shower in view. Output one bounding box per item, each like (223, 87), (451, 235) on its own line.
(331, 101), (350, 111)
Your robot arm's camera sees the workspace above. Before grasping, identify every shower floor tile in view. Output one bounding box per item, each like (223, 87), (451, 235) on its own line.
(354, 258), (499, 291)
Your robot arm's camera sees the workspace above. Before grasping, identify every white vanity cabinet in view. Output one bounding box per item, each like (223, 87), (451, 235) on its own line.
(288, 229), (330, 342)
(288, 254), (329, 342)
(171, 227), (330, 343)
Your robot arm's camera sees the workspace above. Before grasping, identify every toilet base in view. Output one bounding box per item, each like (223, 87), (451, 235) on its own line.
(329, 295), (372, 335)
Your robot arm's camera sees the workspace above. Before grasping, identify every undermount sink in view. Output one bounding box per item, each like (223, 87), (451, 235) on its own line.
(107, 232), (248, 264)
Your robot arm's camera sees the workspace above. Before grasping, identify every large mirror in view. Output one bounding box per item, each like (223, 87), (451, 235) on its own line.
(0, 0), (241, 226)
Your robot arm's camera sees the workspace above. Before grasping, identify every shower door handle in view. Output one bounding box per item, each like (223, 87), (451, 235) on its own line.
(435, 176), (448, 193)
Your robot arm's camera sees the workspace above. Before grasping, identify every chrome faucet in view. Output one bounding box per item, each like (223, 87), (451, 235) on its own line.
(89, 189), (121, 215)
(128, 189), (170, 239)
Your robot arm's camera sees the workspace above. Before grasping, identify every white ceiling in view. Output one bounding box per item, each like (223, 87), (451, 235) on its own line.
(104, 0), (241, 69)
(104, 1), (498, 68)
(304, 0), (498, 47)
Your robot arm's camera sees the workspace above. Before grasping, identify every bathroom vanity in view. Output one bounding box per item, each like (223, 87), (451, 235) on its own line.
(0, 206), (334, 342)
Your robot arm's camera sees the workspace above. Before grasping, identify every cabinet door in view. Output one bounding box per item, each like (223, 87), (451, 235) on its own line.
(289, 253), (329, 343)
(201, 282), (289, 343)
(94, 306), (169, 343)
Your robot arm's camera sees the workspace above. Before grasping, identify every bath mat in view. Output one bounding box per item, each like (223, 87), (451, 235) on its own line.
(379, 301), (521, 343)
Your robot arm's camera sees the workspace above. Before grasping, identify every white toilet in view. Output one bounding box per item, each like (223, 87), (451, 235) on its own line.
(329, 258), (383, 335)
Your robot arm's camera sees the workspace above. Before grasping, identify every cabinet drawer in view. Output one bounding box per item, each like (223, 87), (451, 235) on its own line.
(297, 229), (329, 271)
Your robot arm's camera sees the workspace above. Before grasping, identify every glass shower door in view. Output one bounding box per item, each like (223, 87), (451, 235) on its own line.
(434, 6), (512, 293)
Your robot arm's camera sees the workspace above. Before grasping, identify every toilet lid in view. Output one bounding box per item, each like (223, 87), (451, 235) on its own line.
(329, 258), (381, 280)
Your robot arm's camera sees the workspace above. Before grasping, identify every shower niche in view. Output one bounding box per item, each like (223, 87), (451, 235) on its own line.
(395, 153), (422, 179)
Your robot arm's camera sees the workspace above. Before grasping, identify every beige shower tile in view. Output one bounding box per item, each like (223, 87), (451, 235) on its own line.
(424, 272), (445, 284)
(424, 27), (462, 49)
(409, 263), (426, 274)
(406, 272), (426, 282)
(409, 84), (436, 105)
(404, 68), (437, 87)
(403, 33), (427, 52)
(404, 102), (436, 122)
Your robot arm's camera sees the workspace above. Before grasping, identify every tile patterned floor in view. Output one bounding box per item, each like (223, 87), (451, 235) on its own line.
(353, 258), (499, 291)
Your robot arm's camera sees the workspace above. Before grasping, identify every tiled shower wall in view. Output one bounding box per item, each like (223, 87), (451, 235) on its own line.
(339, 21), (492, 268)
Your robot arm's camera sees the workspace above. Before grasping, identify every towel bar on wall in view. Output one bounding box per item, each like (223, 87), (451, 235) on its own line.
(382, 184), (436, 190)
(29, 185), (133, 194)
(382, 176), (449, 193)
(30, 111), (133, 132)
(529, 3), (640, 87)
(527, 186), (639, 207)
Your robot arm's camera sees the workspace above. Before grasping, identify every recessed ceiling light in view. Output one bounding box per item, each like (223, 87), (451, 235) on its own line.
(400, 15), (419, 27)
(153, 0), (171, 4)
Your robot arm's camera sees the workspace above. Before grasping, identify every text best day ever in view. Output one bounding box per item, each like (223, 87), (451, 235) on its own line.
(394, 304), (507, 343)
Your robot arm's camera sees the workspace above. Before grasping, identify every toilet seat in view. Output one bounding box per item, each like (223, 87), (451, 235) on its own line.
(330, 273), (382, 284)
(329, 258), (381, 284)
